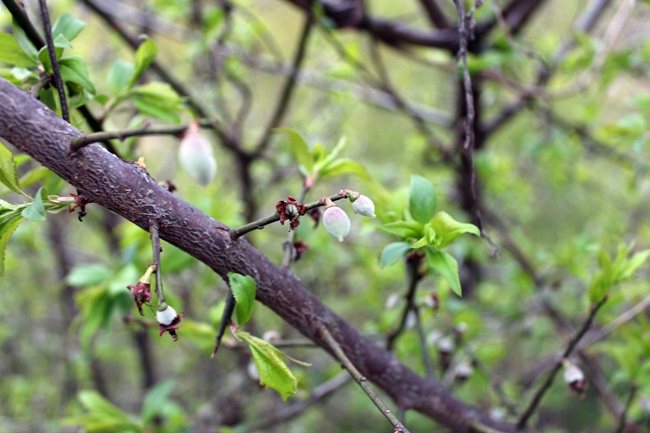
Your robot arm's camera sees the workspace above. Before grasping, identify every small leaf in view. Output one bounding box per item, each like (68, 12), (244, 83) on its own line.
(130, 82), (182, 123)
(21, 187), (46, 221)
(107, 60), (135, 95)
(426, 248), (462, 297)
(66, 263), (113, 286)
(234, 330), (308, 400)
(0, 213), (24, 275)
(58, 56), (96, 94)
(129, 37), (158, 87)
(381, 220), (423, 239)
(52, 12), (86, 42)
(409, 175), (437, 224)
(380, 242), (411, 268)
(228, 272), (256, 326)
(428, 211), (479, 249)
(11, 20), (38, 61)
(318, 158), (370, 180)
(275, 128), (314, 173)
(0, 33), (38, 67)
(617, 248), (650, 281)
(0, 142), (25, 196)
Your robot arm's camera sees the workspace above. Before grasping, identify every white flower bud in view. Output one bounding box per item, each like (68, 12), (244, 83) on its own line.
(179, 121), (217, 186)
(156, 305), (178, 326)
(351, 195), (376, 218)
(323, 205), (351, 242)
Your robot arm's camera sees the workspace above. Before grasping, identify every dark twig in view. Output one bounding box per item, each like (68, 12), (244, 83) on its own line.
(419, 0), (450, 29)
(320, 326), (411, 433)
(517, 296), (609, 430)
(2, 0), (45, 47)
(38, 0), (70, 122)
(229, 192), (347, 240)
(149, 221), (165, 305)
(254, 14), (313, 155)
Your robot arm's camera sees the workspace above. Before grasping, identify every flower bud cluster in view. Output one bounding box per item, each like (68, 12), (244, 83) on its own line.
(321, 191), (376, 242)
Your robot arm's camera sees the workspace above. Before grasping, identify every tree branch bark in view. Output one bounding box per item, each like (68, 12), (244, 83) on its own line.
(0, 77), (519, 433)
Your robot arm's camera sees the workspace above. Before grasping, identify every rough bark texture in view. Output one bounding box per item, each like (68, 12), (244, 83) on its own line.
(0, 78), (519, 433)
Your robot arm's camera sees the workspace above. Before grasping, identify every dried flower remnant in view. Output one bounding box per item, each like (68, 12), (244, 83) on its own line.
(127, 265), (155, 316)
(276, 196), (306, 230)
(322, 198), (351, 242)
(156, 303), (183, 341)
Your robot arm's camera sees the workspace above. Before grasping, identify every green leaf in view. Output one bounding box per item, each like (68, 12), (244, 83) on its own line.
(0, 142), (25, 196)
(426, 248), (462, 297)
(318, 158), (370, 180)
(21, 187), (46, 221)
(129, 37), (158, 88)
(380, 242), (411, 268)
(66, 263), (113, 286)
(428, 211), (480, 249)
(619, 249), (650, 281)
(381, 220), (423, 239)
(228, 272), (256, 326)
(141, 378), (175, 423)
(275, 128), (314, 173)
(12, 20), (38, 61)
(234, 330), (309, 400)
(0, 33), (38, 67)
(107, 60), (135, 95)
(314, 136), (347, 173)
(132, 98), (181, 124)
(409, 175), (437, 224)
(130, 82), (182, 123)
(58, 56), (96, 94)
(52, 12), (86, 43)
(78, 391), (130, 420)
(0, 213), (24, 275)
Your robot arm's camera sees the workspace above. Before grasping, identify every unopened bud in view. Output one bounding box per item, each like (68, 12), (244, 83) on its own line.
(563, 360), (586, 397)
(178, 121), (217, 186)
(323, 199), (351, 242)
(351, 195), (376, 218)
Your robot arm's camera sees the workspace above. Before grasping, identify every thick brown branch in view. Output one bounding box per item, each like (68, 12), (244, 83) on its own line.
(0, 78), (519, 433)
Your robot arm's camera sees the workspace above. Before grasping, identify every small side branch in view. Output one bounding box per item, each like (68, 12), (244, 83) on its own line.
(517, 296), (609, 430)
(38, 0), (70, 122)
(320, 326), (411, 433)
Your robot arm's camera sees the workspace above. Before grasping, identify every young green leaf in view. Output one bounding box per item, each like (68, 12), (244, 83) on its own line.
(318, 158), (370, 180)
(234, 330), (310, 400)
(426, 248), (462, 297)
(0, 213), (24, 275)
(381, 220), (423, 239)
(11, 20), (39, 61)
(409, 175), (436, 224)
(107, 60), (135, 95)
(428, 211), (480, 249)
(0, 142), (26, 196)
(140, 378), (175, 424)
(228, 272), (257, 326)
(130, 82), (182, 123)
(0, 33), (38, 67)
(51, 12), (86, 42)
(275, 128), (314, 173)
(129, 37), (158, 88)
(21, 188), (46, 221)
(380, 242), (411, 268)
(58, 56), (96, 94)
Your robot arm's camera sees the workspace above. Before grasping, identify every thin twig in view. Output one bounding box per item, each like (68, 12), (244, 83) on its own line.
(69, 119), (219, 151)
(413, 306), (435, 378)
(229, 192), (347, 240)
(320, 326), (411, 433)
(39, 0), (70, 122)
(211, 289), (235, 358)
(386, 252), (423, 350)
(149, 221), (165, 305)
(254, 14), (313, 155)
(2, 0), (45, 47)
(517, 295), (609, 430)
(613, 384), (637, 433)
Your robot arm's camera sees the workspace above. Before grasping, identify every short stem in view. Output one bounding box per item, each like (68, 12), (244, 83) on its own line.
(38, 0), (69, 122)
(230, 192), (347, 240)
(320, 326), (411, 433)
(212, 289), (236, 358)
(149, 221), (165, 305)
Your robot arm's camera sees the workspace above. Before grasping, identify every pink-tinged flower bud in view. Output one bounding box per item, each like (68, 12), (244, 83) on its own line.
(563, 360), (586, 397)
(351, 194), (376, 218)
(156, 303), (183, 341)
(323, 200), (351, 242)
(178, 121), (217, 186)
